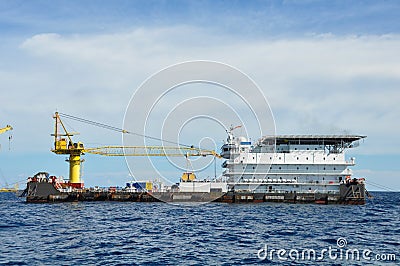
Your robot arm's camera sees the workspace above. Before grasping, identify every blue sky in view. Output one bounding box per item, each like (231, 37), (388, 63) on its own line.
(0, 0), (399, 191)
(1, 0), (399, 36)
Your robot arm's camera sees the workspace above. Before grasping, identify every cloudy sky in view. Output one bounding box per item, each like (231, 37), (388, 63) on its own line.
(0, 0), (399, 191)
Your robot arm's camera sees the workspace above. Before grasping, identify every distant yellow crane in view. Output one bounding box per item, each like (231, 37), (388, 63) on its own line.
(0, 125), (12, 135)
(0, 124), (13, 191)
(52, 112), (221, 187)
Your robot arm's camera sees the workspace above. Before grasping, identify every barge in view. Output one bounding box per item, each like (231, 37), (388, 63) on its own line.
(21, 113), (368, 204)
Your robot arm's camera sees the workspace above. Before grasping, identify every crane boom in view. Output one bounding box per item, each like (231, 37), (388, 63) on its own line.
(0, 125), (12, 135)
(84, 146), (221, 157)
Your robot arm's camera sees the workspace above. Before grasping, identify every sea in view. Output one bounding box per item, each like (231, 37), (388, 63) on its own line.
(0, 192), (398, 265)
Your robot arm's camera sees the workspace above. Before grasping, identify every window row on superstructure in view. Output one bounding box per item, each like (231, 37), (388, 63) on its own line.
(231, 152), (354, 165)
(227, 164), (349, 172)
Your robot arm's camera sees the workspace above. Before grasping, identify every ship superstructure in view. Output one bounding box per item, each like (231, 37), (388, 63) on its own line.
(221, 130), (366, 196)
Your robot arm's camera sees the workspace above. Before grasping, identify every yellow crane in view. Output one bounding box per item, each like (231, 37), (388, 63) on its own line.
(0, 125), (12, 135)
(0, 124), (13, 191)
(52, 112), (221, 187)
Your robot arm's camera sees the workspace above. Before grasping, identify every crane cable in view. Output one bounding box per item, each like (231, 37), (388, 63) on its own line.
(365, 180), (399, 192)
(58, 112), (195, 148)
